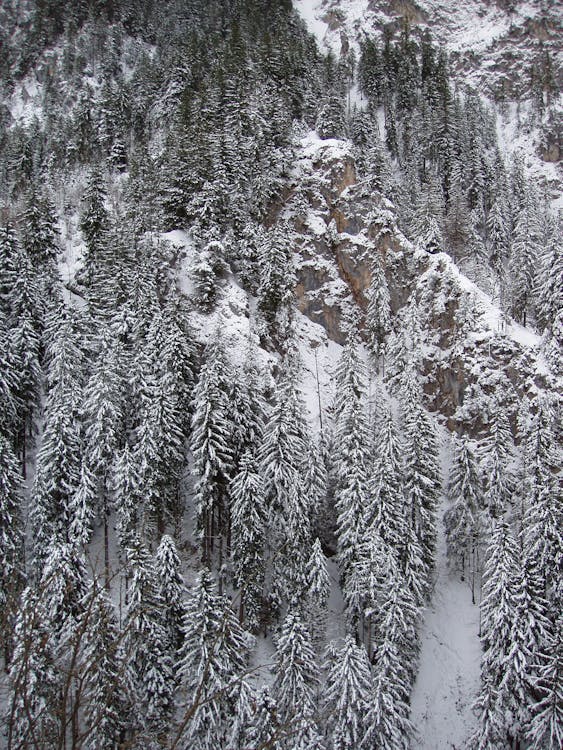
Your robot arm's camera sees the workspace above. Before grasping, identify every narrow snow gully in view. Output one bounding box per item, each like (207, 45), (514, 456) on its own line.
(410, 442), (482, 749)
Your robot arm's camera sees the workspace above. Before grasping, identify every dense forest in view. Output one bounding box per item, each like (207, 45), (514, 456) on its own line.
(0, 0), (561, 748)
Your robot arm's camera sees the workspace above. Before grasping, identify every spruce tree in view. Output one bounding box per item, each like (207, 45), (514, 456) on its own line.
(0, 435), (25, 666)
(443, 435), (483, 597)
(272, 609), (323, 750)
(527, 613), (563, 750)
(306, 538), (330, 648)
(470, 519), (529, 749)
(365, 252), (391, 368)
(8, 587), (59, 749)
(190, 330), (234, 564)
(230, 451), (266, 632)
(260, 354), (311, 608)
(176, 568), (252, 750)
(155, 534), (187, 657)
(124, 537), (174, 744)
(323, 637), (372, 750)
(82, 585), (130, 748)
(400, 367), (440, 599)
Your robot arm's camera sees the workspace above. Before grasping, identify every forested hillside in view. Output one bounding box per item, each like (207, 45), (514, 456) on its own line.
(0, 1), (561, 748)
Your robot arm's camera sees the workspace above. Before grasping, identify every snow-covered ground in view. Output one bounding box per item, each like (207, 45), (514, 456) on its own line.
(410, 437), (482, 749)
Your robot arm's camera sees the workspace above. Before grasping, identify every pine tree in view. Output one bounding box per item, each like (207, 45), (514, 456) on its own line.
(272, 609), (323, 750)
(243, 686), (282, 750)
(113, 443), (142, 550)
(8, 587), (59, 749)
(362, 637), (413, 750)
(124, 537), (174, 744)
(0, 435), (25, 665)
(483, 402), (514, 518)
(79, 168), (110, 287)
(509, 195), (541, 325)
(30, 310), (83, 573)
(470, 519), (529, 749)
(176, 568), (252, 750)
(260, 354), (311, 608)
(527, 613), (563, 750)
(228, 340), (266, 471)
(410, 179), (444, 254)
(7, 247), (42, 464)
(21, 185), (60, 270)
(443, 435), (483, 597)
(323, 637), (372, 750)
(522, 398), (562, 615)
(82, 334), (125, 582)
(400, 367), (440, 599)
(303, 438), (328, 541)
(365, 403), (404, 555)
(230, 451), (266, 632)
(82, 584), (130, 748)
(365, 252), (391, 367)
(155, 534), (187, 657)
(335, 401), (369, 601)
(190, 330), (234, 564)
(257, 223), (296, 344)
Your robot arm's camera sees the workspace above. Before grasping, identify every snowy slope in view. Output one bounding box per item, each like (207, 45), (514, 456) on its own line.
(410, 436), (482, 749)
(295, 0), (562, 203)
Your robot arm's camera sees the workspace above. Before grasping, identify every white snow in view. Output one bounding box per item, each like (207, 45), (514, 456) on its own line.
(410, 436), (482, 749)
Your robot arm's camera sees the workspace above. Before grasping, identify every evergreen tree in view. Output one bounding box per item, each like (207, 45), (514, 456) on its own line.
(365, 252), (391, 367)
(124, 538), (174, 744)
(82, 584), (130, 748)
(365, 403), (404, 555)
(257, 223), (296, 345)
(8, 587), (59, 749)
(272, 609), (323, 750)
(509, 195), (541, 325)
(190, 330), (234, 564)
(230, 451), (266, 632)
(176, 568), (252, 750)
(443, 435), (483, 597)
(7, 246), (42, 463)
(323, 637), (372, 750)
(522, 398), (562, 615)
(21, 186), (60, 269)
(400, 367), (440, 598)
(527, 613), (563, 750)
(362, 637), (413, 750)
(483, 402), (514, 518)
(30, 309), (83, 573)
(155, 534), (187, 657)
(470, 519), (530, 749)
(0, 435), (25, 665)
(410, 179), (444, 254)
(79, 168), (110, 287)
(260, 354), (311, 608)
(306, 537), (330, 648)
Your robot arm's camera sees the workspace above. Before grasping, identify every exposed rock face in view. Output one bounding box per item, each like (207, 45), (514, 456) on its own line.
(289, 132), (553, 434)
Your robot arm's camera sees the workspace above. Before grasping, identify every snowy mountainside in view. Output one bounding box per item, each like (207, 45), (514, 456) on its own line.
(296, 0), (562, 199)
(0, 2), (561, 749)
(284, 127), (556, 434)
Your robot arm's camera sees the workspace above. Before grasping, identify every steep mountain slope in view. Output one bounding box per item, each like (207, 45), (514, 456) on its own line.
(296, 0), (562, 196)
(0, 2), (560, 749)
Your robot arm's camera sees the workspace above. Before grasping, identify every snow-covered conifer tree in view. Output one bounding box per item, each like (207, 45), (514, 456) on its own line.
(190, 330), (233, 564)
(0, 435), (25, 664)
(272, 609), (323, 750)
(443, 435), (483, 594)
(176, 568), (252, 750)
(230, 450), (265, 632)
(323, 636), (372, 750)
